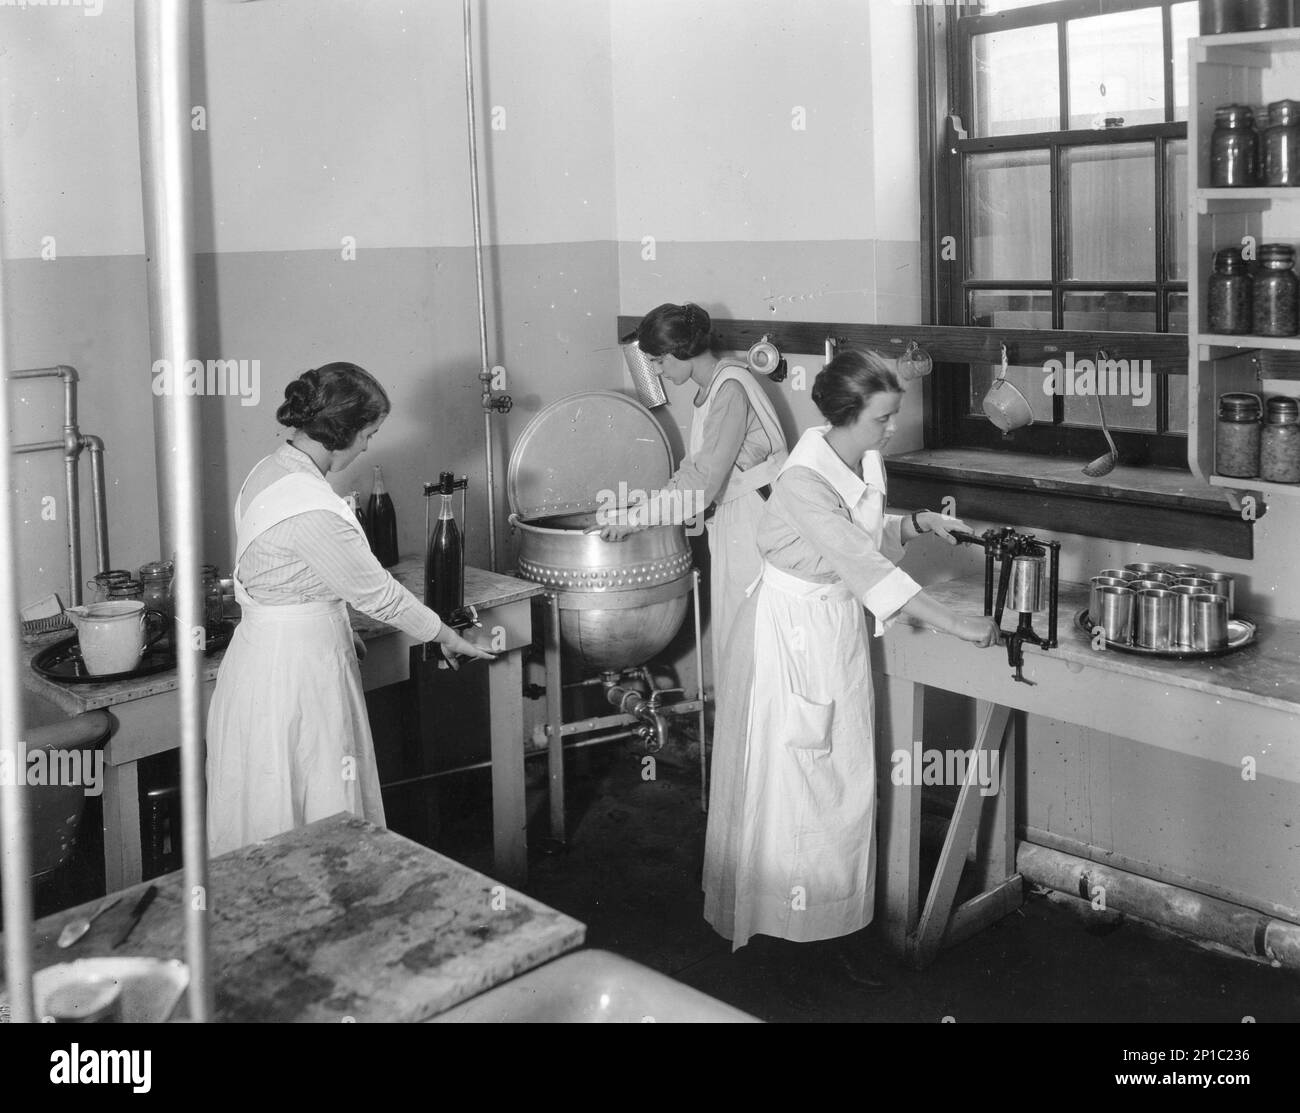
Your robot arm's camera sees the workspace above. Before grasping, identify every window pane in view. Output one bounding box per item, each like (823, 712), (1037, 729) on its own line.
(1066, 8), (1164, 129)
(969, 364), (1056, 421)
(973, 24), (1060, 137)
(1168, 290), (1189, 334)
(1062, 291), (1157, 332)
(1166, 140), (1188, 281)
(1064, 144), (1155, 281)
(969, 289), (1053, 329)
(1169, 292), (1190, 435)
(1171, 1), (1198, 123)
(967, 151), (1052, 279)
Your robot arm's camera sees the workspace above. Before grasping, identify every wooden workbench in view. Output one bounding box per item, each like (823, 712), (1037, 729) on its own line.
(875, 574), (1300, 963)
(20, 561), (543, 891)
(1, 814), (585, 1022)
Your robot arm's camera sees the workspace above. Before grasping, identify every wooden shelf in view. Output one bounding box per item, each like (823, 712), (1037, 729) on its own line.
(1187, 32), (1300, 506)
(1209, 474), (1300, 496)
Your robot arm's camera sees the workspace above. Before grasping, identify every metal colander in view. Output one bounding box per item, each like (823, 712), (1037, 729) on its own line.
(621, 335), (667, 409)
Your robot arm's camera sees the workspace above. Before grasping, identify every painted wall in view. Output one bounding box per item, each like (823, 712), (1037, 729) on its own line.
(3, 0), (621, 608)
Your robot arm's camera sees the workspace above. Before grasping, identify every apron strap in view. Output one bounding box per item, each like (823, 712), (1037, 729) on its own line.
(703, 363), (790, 505)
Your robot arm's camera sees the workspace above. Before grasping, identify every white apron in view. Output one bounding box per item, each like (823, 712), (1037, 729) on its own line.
(205, 463), (386, 856)
(690, 360), (787, 666)
(703, 442), (884, 950)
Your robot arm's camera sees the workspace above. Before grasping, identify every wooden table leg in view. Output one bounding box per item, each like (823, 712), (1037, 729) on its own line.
(487, 647), (527, 886)
(102, 758), (142, 891)
(876, 675), (924, 953)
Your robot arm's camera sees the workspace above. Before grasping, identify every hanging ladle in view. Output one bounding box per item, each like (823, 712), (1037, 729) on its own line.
(1082, 348), (1119, 477)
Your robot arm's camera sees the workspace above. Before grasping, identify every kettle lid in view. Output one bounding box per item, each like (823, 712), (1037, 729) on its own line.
(507, 390), (674, 521)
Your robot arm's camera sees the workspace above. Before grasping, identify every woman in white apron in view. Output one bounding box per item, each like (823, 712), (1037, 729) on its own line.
(702, 349), (999, 981)
(206, 363), (493, 856)
(601, 302), (788, 670)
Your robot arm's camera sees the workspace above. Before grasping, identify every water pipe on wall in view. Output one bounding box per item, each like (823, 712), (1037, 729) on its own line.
(462, 0), (511, 572)
(9, 365), (110, 607)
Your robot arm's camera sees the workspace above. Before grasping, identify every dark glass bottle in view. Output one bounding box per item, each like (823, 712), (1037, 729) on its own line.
(425, 472), (463, 618)
(1253, 243), (1300, 337)
(1207, 247), (1254, 334)
(346, 490), (367, 535)
(1210, 105), (1259, 187)
(1243, 0), (1292, 30)
(1200, 0), (1245, 34)
(366, 465), (400, 567)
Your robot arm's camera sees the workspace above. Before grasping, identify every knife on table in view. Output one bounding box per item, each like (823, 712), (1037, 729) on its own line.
(112, 884), (158, 950)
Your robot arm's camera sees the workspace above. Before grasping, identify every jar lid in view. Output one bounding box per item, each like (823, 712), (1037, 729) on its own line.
(1212, 247), (1245, 268)
(108, 579), (143, 595)
(1269, 99), (1300, 123)
(1265, 396), (1300, 422)
(1219, 392), (1262, 416)
(1259, 243), (1296, 264)
(93, 569), (133, 583)
(1214, 103), (1253, 124)
(139, 561), (173, 579)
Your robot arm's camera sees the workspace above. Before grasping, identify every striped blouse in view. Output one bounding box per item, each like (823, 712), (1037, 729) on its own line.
(235, 443), (443, 642)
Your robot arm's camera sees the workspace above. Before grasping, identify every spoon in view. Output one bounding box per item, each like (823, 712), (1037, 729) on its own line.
(1082, 351), (1119, 477)
(57, 895), (122, 949)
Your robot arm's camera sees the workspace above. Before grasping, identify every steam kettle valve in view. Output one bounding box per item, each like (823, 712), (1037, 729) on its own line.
(486, 394), (513, 414)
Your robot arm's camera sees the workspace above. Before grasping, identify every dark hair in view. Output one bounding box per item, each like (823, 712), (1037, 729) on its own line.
(636, 302), (715, 360)
(811, 349), (903, 427)
(275, 362), (391, 450)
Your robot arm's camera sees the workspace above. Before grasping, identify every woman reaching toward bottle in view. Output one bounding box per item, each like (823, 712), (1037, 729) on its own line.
(205, 363), (493, 856)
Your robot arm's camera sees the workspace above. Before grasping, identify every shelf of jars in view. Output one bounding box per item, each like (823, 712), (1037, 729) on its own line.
(1188, 28), (1300, 501)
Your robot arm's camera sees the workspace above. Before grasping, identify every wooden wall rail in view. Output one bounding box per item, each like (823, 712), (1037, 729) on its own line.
(616, 317), (1190, 376)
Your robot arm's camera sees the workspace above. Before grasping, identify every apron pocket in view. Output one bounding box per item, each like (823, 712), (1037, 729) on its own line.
(779, 690), (834, 755)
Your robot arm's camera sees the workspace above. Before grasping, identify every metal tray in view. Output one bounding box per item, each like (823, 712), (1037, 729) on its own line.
(1075, 609), (1256, 660)
(31, 622), (234, 684)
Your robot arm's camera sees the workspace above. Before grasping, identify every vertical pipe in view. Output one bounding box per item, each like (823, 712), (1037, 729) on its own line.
(86, 437), (111, 573)
(545, 592), (565, 842)
(63, 450), (83, 606)
(462, 0), (498, 571)
(135, 0), (211, 1022)
(692, 569), (707, 812)
(0, 179), (37, 1024)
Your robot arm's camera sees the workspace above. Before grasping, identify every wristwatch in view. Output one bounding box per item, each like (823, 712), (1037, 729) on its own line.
(911, 509), (931, 535)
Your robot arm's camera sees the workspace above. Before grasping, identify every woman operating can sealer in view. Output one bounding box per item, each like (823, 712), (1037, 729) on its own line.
(601, 303), (788, 667)
(205, 364), (493, 856)
(703, 349), (999, 982)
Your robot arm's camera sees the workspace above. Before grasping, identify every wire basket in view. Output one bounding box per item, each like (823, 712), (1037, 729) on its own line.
(21, 612), (73, 637)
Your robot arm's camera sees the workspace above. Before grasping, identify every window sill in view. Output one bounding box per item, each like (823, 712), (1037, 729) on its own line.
(885, 448), (1258, 560)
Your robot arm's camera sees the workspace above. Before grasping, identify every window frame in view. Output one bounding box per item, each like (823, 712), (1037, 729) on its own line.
(923, 0), (1191, 467)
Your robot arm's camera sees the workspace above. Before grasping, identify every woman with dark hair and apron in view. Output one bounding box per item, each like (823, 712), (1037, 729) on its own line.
(601, 302), (788, 670)
(702, 349), (1000, 985)
(206, 362), (493, 855)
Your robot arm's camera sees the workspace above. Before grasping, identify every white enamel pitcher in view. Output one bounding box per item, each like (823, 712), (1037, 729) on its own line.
(65, 601), (167, 676)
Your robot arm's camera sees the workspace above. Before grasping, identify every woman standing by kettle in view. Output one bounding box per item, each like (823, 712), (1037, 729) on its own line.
(601, 302), (788, 669)
(205, 363), (493, 856)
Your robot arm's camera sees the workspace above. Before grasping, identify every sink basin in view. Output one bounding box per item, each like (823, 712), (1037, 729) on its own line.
(430, 949), (758, 1023)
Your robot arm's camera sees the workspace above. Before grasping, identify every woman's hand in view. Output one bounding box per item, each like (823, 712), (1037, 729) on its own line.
(918, 512), (972, 546)
(352, 631), (368, 662)
(438, 628), (497, 670)
(587, 505), (646, 543)
(597, 522), (643, 542)
(953, 615), (1002, 648)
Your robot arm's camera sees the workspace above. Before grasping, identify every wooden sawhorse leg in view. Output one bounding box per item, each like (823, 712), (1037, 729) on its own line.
(910, 699), (1023, 969)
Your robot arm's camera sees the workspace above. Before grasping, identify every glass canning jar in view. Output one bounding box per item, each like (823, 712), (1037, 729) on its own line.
(1261, 396), (1300, 484)
(1253, 243), (1300, 336)
(1216, 393), (1262, 479)
(1263, 100), (1300, 187)
(1210, 105), (1259, 187)
(1207, 247), (1253, 334)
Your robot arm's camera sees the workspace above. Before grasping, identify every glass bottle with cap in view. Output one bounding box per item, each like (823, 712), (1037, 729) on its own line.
(1216, 393), (1262, 479)
(1263, 100), (1300, 187)
(1261, 396), (1300, 484)
(1207, 247), (1253, 335)
(1253, 243), (1299, 337)
(1210, 105), (1259, 188)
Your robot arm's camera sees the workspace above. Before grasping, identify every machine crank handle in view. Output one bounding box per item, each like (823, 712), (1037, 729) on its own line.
(449, 604), (481, 631)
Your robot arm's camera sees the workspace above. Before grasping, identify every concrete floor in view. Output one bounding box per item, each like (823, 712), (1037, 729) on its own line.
(430, 735), (1300, 1024)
